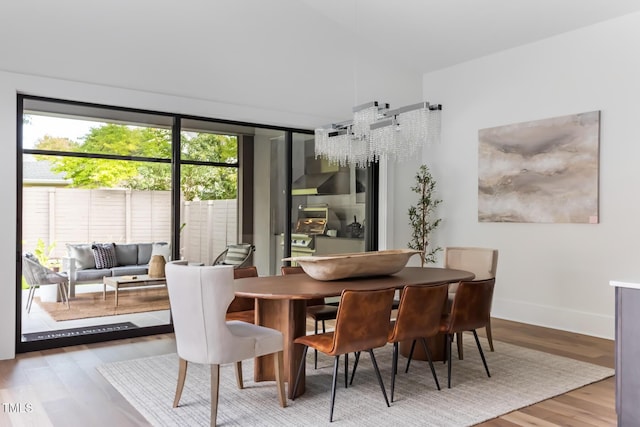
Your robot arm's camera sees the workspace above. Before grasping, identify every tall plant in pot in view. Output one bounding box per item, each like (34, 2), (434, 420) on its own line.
(408, 164), (442, 267)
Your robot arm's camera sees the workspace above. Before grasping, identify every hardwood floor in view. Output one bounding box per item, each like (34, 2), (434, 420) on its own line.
(0, 318), (615, 426)
(475, 319), (615, 427)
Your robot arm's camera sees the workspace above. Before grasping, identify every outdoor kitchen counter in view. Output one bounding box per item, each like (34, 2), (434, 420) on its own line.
(314, 235), (364, 255)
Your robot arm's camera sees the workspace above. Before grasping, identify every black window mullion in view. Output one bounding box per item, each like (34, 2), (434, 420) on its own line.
(171, 117), (182, 263)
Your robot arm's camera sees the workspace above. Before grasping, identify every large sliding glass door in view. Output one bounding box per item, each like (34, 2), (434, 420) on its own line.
(178, 118), (248, 265)
(16, 95), (377, 352)
(255, 130), (378, 275)
(19, 98), (177, 350)
(288, 132), (374, 262)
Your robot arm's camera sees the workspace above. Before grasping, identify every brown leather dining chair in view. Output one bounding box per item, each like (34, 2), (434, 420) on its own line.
(444, 247), (499, 356)
(350, 284), (449, 401)
(281, 265), (339, 369)
(440, 277), (496, 388)
(225, 266), (259, 324)
(388, 284), (449, 400)
(291, 287), (395, 422)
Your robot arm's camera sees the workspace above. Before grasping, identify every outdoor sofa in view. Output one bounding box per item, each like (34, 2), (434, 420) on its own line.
(63, 242), (169, 296)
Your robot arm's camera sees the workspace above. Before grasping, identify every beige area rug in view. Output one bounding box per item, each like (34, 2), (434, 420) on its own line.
(97, 338), (613, 426)
(35, 287), (170, 321)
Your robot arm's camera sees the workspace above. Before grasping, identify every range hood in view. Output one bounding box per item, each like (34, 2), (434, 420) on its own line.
(292, 171), (350, 195)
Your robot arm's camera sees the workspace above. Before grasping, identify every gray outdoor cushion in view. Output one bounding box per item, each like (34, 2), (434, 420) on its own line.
(75, 268), (111, 282)
(66, 244), (96, 270)
(112, 265), (148, 276)
(115, 244), (138, 266)
(137, 243), (153, 265)
(223, 244), (251, 265)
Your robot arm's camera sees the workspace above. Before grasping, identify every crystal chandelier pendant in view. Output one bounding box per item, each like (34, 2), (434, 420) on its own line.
(315, 101), (441, 166)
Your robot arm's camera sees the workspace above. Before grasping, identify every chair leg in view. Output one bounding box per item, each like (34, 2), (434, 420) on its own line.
(57, 285), (63, 305)
(456, 332), (464, 360)
(274, 351), (287, 407)
(63, 282), (70, 309)
(235, 361), (243, 389)
(314, 320), (319, 369)
(472, 330), (491, 378)
(26, 286), (36, 313)
(291, 346), (309, 400)
(443, 335), (447, 364)
(173, 358), (188, 407)
(329, 355), (340, 422)
(349, 351), (360, 385)
(211, 364), (220, 427)
(447, 333), (453, 389)
(368, 349), (390, 408)
(391, 342), (398, 402)
(486, 320), (494, 351)
(405, 339), (417, 373)
(344, 352), (348, 388)
(420, 338), (440, 391)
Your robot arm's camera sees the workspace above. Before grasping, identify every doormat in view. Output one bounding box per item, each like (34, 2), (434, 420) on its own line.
(22, 322), (138, 342)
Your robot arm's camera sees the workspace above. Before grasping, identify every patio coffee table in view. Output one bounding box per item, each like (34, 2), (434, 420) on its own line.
(103, 275), (167, 307)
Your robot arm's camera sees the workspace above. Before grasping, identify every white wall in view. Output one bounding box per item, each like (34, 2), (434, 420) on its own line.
(389, 12), (640, 339)
(0, 57), (420, 359)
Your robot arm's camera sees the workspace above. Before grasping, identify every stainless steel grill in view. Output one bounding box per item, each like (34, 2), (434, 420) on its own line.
(286, 206), (339, 259)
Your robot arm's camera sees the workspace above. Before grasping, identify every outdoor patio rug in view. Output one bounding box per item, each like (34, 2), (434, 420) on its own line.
(34, 287), (169, 321)
(22, 321), (138, 341)
(97, 338), (614, 426)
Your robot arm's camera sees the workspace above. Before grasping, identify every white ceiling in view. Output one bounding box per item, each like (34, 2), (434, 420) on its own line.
(299, 0), (640, 74)
(2, 0), (640, 126)
(3, 0), (640, 77)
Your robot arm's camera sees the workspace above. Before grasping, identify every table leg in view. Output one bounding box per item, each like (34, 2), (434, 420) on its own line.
(115, 285), (119, 307)
(254, 298), (307, 399)
(399, 332), (447, 362)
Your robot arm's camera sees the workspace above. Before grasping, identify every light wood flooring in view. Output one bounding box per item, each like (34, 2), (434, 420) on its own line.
(0, 318), (615, 426)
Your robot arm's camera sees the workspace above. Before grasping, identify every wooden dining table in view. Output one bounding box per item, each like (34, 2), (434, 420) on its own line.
(234, 266), (475, 398)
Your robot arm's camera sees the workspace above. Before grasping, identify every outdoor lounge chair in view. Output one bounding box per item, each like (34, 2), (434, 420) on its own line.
(213, 243), (254, 269)
(22, 255), (70, 313)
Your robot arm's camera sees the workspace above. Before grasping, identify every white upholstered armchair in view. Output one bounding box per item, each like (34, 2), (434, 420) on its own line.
(164, 261), (286, 426)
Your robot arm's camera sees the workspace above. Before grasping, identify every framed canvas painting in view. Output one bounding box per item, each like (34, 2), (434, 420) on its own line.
(478, 111), (600, 223)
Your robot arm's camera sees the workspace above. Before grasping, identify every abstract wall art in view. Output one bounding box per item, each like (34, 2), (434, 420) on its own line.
(478, 111), (600, 223)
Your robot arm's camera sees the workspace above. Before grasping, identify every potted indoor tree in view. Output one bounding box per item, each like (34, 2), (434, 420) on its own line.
(408, 164), (442, 267)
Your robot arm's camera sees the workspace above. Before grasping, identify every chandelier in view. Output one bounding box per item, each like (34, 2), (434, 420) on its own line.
(314, 101), (442, 166)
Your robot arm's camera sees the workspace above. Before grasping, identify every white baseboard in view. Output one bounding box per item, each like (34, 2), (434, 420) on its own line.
(492, 297), (615, 340)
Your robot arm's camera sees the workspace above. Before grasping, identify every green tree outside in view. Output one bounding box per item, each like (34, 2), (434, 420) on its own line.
(34, 124), (238, 201)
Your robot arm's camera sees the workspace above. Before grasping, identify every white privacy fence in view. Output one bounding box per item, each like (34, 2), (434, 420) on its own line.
(22, 187), (237, 265)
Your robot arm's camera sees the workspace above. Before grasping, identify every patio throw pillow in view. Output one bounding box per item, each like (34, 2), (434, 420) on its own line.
(151, 242), (171, 262)
(91, 243), (118, 269)
(66, 243), (96, 270)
